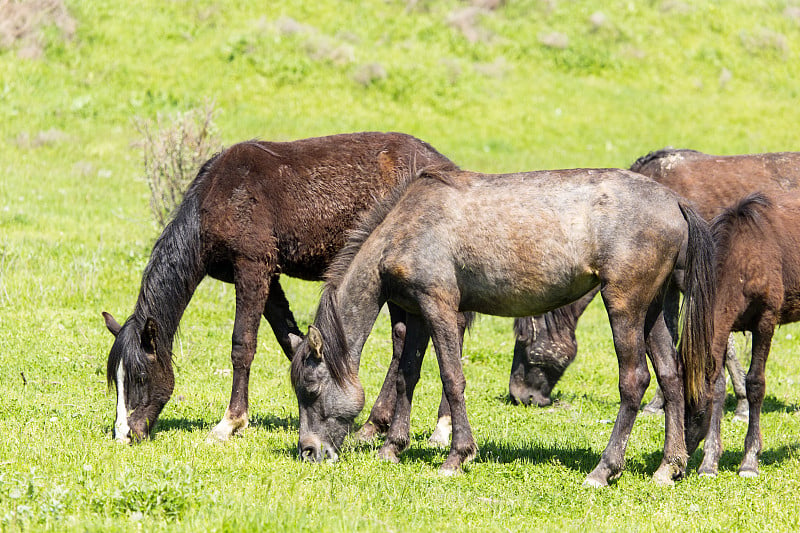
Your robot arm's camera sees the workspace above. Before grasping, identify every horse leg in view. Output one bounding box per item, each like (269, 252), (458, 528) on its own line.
(207, 259), (271, 443)
(428, 391), (452, 448)
(377, 314), (430, 462)
(262, 276), (302, 360)
(356, 303), (408, 442)
(419, 305), (476, 475)
(724, 334), (749, 422)
(739, 315), (775, 477)
(585, 298), (649, 487)
(697, 369), (727, 476)
(429, 313), (469, 448)
(645, 299), (690, 485)
(642, 286), (678, 415)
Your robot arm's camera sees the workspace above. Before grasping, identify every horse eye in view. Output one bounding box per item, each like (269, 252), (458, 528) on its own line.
(137, 372), (147, 382)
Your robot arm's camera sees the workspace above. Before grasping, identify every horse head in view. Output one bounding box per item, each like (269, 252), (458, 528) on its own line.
(289, 324), (364, 463)
(103, 311), (175, 443)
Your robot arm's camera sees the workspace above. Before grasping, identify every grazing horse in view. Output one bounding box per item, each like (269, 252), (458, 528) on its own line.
(509, 149), (800, 411)
(291, 167), (715, 487)
(102, 132), (457, 443)
(693, 192), (800, 477)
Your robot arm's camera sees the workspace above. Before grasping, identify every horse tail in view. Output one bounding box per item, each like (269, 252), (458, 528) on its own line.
(677, 200), (717, 405)
(711, 192), (772, 257)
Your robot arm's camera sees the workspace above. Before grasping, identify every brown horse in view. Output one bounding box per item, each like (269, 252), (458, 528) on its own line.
(291, 167), (715, 487)
(694, 191), (800, 477)
(509, 150), (800, 411)
(102, 132), (457, 443)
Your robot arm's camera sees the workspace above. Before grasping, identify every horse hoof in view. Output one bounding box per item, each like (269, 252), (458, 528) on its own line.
(354, 423), (380, 443)
(438, 465), (462, 477)
(641, 406), (664, 416)
(652, 471), (676, 486)
(377, 447), (400, 464)
(738, 469), (759, 478)
(205, 431), (229, 444)
(698, 469), (718, 478)
(582, 476), (607, 488)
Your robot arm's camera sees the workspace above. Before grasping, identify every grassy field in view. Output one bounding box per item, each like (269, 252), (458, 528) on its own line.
(2, 0), (800, 530)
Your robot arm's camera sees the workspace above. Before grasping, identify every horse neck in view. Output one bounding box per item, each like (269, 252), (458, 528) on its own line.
(131, 194), (206, 348)
(329, 260), (385, 370)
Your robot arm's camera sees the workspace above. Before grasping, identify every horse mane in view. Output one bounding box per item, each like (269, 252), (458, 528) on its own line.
(711, 192), (772, 260)
(324, 162), (458, 290)
(301, 162), (458, 387)
(630, 148), (701, 172)
(290, 289), (355, 389)
(106, 152), (220, 388)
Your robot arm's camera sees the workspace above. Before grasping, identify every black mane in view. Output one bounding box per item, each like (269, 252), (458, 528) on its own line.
(324, 162), (457, 290)
(630, 148), (701, 172)
(106, 153), (219, 388)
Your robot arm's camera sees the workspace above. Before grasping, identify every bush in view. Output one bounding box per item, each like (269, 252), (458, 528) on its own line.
(135, 103), (222, 227)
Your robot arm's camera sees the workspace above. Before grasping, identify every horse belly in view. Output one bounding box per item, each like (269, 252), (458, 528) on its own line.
(457, 264), (599, 317)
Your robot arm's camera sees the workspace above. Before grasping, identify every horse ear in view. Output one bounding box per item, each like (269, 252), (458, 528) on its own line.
(307, 326), (323, 361)
(288, 333), (304, 356)
(103, 312), (122, 337)
(141, 317), (159, 360)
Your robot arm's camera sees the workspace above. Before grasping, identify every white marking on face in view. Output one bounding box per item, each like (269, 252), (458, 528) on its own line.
(115, 361), (131, 443)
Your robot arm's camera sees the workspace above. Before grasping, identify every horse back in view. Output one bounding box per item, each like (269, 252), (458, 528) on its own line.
(195, 132), (456, 281)
(632, 149), (800, 221)
(375, 168), (686, 317)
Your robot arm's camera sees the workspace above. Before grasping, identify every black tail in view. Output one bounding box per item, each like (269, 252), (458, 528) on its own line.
(677, 201), (716, 405)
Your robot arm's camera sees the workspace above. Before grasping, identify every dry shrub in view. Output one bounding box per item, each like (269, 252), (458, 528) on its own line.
(135, 103), (222, 227)
(539, 31), (569, 49)
(447, 6), (492, 43)
(0, 0), (76, 59)
(352, 62), (387, 86)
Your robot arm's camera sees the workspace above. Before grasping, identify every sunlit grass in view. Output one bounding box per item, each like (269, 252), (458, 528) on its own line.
(2, 0), (800, 530)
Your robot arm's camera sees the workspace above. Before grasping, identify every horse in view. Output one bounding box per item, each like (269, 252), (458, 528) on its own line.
(695, 191), (800, 477)
(290, 167), (716, 487)
(102, 131), (457, 443)
(509, 149), (800, 412)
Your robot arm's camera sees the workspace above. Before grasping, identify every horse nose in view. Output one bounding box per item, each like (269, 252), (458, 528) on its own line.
(509, 384), (551, 407)
(298, 435), (323, 462)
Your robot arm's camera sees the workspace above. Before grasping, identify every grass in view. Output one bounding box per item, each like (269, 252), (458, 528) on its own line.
(2, 0), (800, 530)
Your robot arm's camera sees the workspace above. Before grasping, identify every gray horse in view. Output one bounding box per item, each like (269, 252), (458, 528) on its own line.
(290, 167), (715, 487)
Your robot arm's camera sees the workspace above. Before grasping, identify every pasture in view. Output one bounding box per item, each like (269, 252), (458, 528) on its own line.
(2, 0), (800, 530)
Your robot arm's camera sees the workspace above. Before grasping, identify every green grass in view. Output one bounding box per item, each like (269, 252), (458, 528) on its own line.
(2, 0), (800, 530)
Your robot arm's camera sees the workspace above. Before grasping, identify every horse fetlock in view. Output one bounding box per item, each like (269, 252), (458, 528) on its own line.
(206, 411), (248, 443)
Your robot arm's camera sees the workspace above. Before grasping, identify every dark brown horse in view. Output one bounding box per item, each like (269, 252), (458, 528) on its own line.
(694, 191), (800, 477)
(102, 132), (457, 443)
(510, 150), (800, 410)
(291, 167), (715, 487)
